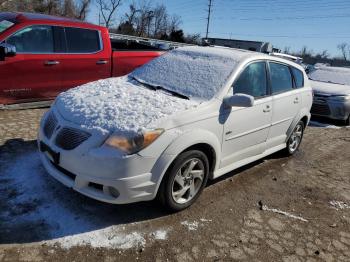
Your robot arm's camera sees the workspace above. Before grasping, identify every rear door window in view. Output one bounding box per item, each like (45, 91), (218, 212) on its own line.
(6, 25), (54, 53)
(64, 27), (101, 53)
(269, 62), (293, 94)
(291, 67), (304, 88)
(233, 61), (268, 98)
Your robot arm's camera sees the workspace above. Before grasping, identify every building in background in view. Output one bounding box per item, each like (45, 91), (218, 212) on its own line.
(203, 37), (276, 53)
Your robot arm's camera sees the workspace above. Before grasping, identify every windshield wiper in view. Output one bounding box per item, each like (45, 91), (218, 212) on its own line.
(130, 76), (189, 100)
(155, 86), (189, 100)
(130, 76), (157, 91)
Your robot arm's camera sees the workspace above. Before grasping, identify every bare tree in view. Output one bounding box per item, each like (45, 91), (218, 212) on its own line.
(320, 50), (329, 59)
(337, 42), (348, 61)
(152, 4), (167, 38)
(96, 0), (122, 28)
(283, 46), (291, 54)
(125, 3), (140, 25)
(167, 14), (181, 35)
(76, 0), (91, 20)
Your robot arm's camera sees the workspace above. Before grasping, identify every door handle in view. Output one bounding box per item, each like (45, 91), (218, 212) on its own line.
(263, 105), (271, 113)
(294, 97), (299, 104)
(45, 60), (60, 66)
(96, 60), (108, 65)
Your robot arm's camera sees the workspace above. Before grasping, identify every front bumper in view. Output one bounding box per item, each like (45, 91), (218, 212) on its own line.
(311, 98), (350, 121)
(38, 111), (160, 204)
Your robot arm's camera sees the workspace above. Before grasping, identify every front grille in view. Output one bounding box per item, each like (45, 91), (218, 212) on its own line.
(55, 127), (91, 150)
(311, 103), (331, 116)
(43, 112), (58, 139)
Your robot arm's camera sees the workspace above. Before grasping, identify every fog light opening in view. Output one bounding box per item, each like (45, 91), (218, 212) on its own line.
(108, 187), (120, 198)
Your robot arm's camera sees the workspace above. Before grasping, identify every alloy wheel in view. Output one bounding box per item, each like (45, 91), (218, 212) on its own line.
(171, 158), (205, 204)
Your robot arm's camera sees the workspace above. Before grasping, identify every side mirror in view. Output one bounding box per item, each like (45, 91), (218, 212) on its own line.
(0, 43), (16, 61)
(223, 93), (254, 108)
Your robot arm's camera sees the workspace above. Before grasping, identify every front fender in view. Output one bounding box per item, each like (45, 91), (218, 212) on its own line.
(149, 129), (222, 199)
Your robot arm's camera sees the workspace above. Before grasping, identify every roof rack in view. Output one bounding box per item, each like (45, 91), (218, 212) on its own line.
(109, 33), (194, 50)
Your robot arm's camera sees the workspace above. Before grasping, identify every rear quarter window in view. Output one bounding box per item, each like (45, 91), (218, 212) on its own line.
(64, 27), (101, 53)
(291, 67), (304, 88)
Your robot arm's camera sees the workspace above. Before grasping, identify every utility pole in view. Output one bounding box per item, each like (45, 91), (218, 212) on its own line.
(205, 0), (212, 39)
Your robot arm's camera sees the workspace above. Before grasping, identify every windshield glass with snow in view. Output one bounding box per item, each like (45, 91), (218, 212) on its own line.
(130, 46), (243, 101)
(0, 20), (14, 33)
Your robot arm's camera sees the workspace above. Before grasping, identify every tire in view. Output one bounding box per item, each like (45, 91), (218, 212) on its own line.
(283, 121), (305, 156)
(158, 150), (209, 211)
(345, 115), (350, 126)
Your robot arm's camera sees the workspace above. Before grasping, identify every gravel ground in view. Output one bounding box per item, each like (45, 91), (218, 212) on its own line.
(0, 108), (349, 262)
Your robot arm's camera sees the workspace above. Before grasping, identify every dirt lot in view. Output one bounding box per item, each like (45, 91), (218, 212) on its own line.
(0, 108), (349, 262)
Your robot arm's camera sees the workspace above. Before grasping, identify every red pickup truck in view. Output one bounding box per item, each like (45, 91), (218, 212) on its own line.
(0, 12), (167, 107)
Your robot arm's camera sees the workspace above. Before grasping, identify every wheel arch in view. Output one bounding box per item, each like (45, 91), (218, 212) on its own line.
(150, 129), (221, 199)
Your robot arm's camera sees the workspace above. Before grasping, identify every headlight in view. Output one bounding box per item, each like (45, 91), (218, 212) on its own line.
(329, 95), (350, 102)
(103, 129), (164, 154)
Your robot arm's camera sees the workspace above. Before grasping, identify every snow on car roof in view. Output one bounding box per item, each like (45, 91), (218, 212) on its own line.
(309, 65), (350, 86)
(131, 46), (256, 101)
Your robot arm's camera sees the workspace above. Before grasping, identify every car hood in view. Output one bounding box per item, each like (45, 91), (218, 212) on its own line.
(310, 80), (350, 96)
(55, 76), (199, 135)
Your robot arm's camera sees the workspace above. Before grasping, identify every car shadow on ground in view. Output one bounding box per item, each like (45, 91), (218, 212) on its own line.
(0, 139), (169, 245)
(310, 115), (348, 127)
(0, 137), (299, 245)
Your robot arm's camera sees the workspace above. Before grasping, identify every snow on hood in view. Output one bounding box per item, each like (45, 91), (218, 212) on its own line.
(309, 65), (350, 86)
(310, 80), (350, 96)
(130, 46), (250, 101)
(55, 76), (198, 135)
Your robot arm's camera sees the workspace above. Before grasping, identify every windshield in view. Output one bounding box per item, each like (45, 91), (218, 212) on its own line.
(130, 46), (243, 101)
(0, 20), (14, 33)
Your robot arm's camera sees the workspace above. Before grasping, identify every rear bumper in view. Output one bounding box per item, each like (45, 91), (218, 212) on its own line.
(311, 100), (350, 121)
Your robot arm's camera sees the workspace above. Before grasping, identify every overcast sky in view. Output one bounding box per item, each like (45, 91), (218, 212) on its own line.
(87, 0), (350, 57)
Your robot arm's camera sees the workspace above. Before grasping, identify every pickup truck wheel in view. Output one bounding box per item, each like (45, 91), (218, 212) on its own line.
(284, 121), (305, 156)
(159, 150), (209, 212)
(345, 115), (350, 126)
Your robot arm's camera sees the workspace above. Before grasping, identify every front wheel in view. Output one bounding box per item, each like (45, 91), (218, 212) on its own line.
(158, 150), (209, 211)
(283, 121), (305, 156)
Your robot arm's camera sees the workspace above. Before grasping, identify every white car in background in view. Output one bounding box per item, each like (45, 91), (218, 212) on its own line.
(38, 46), (312, 211)
(309, 65), (350, 125)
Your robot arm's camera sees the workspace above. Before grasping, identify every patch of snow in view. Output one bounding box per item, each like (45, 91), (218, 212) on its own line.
(199, 218), (212, 222)
(309, 65), (350, 86)
(261, 204), (308, 222)
(181, 221), (199, 231)
(151, 230), (168, 240)
(55, 76), (198, 135)
(329, 200), (350, 210)
(53, 229), (145, 249)
(131, 46), (252, 101)
(308, 121), (341, 129)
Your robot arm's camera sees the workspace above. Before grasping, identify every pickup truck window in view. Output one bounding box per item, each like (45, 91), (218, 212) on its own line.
(64, 27), (101, 53)
(0, 20), (14, 33)
(6, 25), (54, 53)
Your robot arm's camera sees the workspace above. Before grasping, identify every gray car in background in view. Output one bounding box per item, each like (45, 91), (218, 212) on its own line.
(309, 65), (350, 125)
